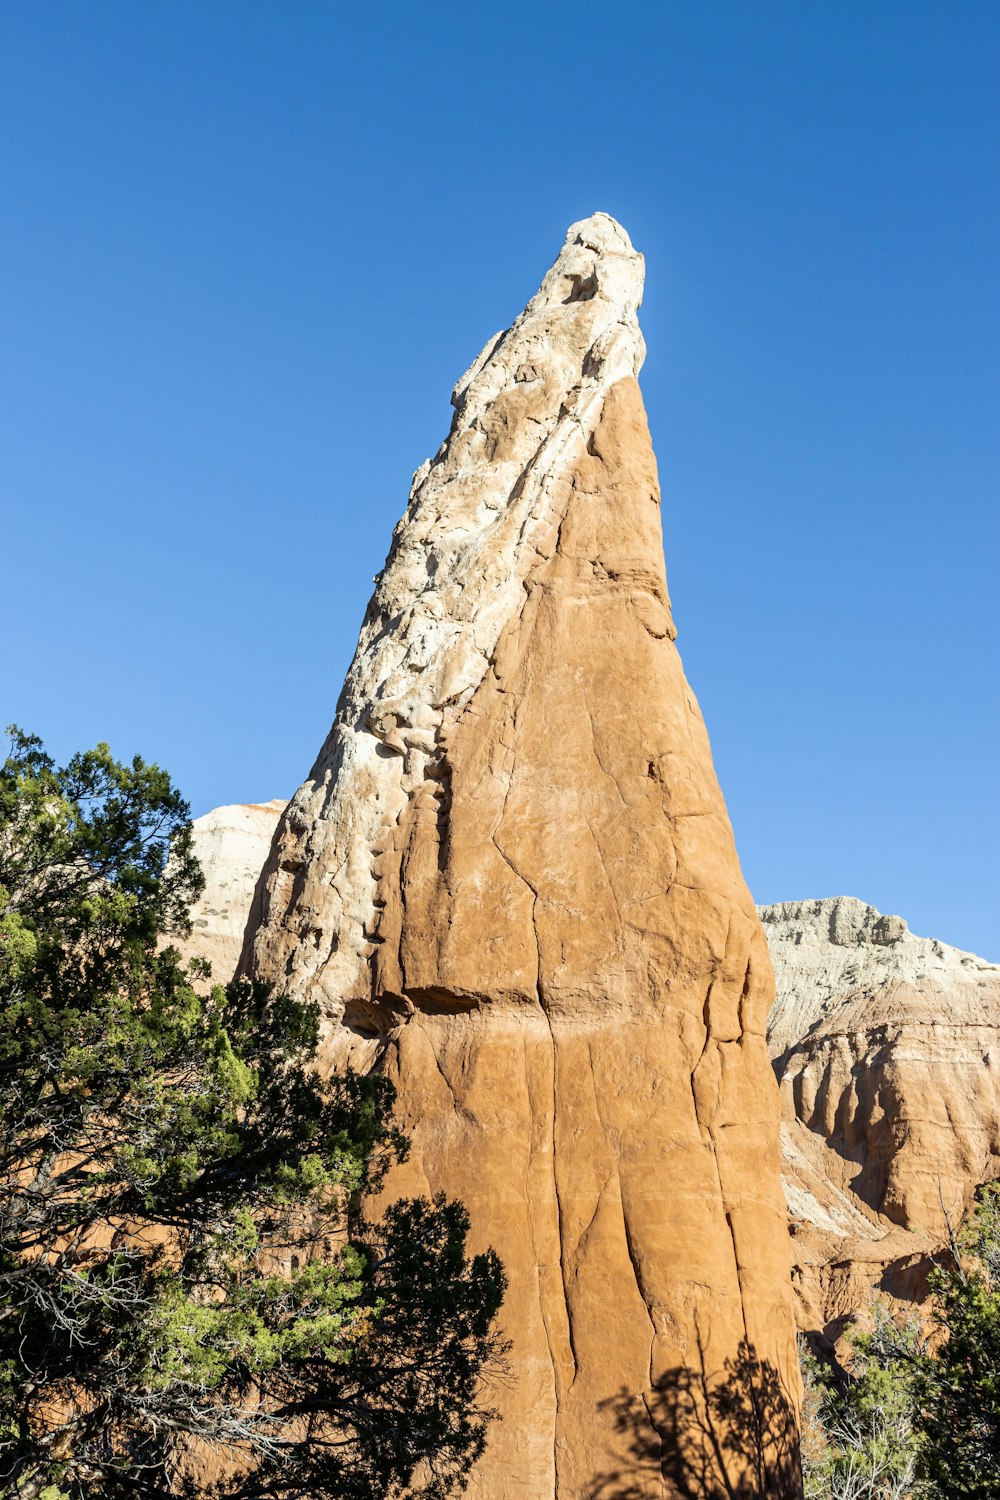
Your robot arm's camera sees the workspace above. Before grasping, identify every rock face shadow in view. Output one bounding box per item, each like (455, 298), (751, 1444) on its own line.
(588, 1340), (802, 1500)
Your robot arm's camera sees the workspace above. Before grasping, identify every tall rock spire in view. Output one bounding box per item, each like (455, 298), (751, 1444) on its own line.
(244, 214), (801, 1498)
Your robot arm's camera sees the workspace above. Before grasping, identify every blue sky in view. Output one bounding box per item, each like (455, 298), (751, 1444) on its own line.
(2, 2), (997, 958)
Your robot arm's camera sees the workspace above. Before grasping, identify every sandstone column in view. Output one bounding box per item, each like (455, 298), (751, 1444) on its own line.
(244, 214), (800, 1499)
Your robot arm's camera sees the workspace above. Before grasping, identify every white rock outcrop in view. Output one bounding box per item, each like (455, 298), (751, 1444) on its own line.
(764, 896), (998, 1058)
(178, 800), (286, 981)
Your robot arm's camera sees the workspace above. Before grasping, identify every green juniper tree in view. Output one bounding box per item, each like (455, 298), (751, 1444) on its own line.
(915, 1183), (1000, 1497)
(798, 1314), (928, 1500)
(0, 728), (505, 1500)
(797, 1183), (1000, 1500)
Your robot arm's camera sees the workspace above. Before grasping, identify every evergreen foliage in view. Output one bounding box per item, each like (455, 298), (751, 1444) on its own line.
(799, 1314), (927, 1500)
(916, 1183), (1000, 1497)
(0, 728), (505, 1500)
(799, 1184), (1000, 1498)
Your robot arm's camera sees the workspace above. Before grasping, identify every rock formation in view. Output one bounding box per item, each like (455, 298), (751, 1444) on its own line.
(177, 800), (286, 981)
(763, 897), (1000, 1344)
(179, 802), (1000, 1360)
(240, 214), (800, 1498)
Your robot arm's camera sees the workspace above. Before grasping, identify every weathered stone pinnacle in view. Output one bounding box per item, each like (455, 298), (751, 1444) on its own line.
(243, 215), (801, 1498)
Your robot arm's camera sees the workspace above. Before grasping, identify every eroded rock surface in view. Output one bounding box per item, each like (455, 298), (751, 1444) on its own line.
(763, 897), (1000, 1342)
(242, 214), (801, 1498)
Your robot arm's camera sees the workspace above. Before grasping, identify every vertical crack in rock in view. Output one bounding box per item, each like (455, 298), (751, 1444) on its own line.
(539, 998), (570, 1495)
(518, 1026), (559, 1496)
(489, 777), (568, 1481)
(492, 795), (578, 1468)
(245, 213), (801, 1498)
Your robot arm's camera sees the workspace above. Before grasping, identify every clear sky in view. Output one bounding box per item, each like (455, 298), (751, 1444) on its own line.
(2, 2), (997, 959)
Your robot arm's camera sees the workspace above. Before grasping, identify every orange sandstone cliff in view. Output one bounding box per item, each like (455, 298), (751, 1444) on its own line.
(238, 215), (801, 1497)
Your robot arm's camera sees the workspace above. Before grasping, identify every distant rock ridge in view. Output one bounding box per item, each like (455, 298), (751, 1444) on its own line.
(761, 895), (1000, 1344)
(764, 895), (998, 1058)
(238, 214), (801, 1498)
(176, 800), (286, 980)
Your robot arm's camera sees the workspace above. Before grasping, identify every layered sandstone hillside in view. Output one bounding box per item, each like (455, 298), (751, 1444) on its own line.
(240, 214), (802, 1499)
(763, 896), (1000, 1341)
